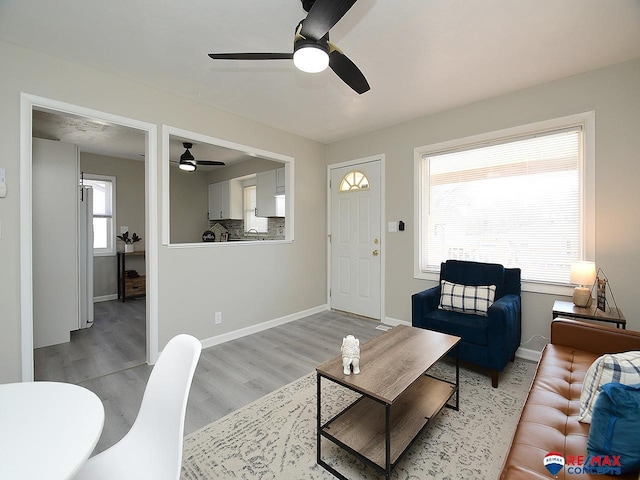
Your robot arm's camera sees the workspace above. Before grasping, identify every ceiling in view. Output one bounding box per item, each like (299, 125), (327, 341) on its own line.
(32, 108), (260, 168)
(3, 0), (640, 158)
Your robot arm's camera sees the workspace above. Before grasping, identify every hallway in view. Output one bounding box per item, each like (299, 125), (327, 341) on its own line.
(34, 298), (145, 384)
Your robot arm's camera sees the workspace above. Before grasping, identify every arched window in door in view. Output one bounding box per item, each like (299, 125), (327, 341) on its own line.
(339, 170), (370, 192)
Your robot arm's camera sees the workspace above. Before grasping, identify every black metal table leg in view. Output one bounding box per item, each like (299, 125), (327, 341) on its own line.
(317, 373), (321, 465)
(121, 252), (126, 302)
(455, 343), (460, 410)
(385, 403), (391, 479)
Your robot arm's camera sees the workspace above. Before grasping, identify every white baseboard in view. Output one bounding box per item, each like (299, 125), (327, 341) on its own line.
(516, 347), (542, 362)
(383, 316), (411, 327)
(94, 294), (118, 303)
(200, 304), (330, 350)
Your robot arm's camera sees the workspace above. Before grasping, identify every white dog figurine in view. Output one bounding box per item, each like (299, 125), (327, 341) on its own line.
(341, 335), (360, 375)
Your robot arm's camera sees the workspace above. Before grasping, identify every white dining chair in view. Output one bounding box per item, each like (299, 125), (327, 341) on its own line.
(73, 334), (202, 480)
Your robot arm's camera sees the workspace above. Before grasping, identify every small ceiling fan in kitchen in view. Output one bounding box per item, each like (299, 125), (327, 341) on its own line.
(207, 0), (370, 94)
(174, 142), (225, 172)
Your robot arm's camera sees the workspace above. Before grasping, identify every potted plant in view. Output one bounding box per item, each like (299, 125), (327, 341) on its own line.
(117, 231), (141, 253)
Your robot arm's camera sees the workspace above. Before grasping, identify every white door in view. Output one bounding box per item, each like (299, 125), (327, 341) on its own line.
(330, 160), (381, 319)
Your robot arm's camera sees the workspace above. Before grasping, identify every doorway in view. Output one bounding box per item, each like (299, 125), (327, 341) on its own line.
(329, 157), (384, 320)
(19, 93), (159, 381)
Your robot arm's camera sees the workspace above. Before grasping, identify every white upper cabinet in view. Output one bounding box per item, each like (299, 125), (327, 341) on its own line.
(208, 180), (242, 220)
(275, 167), (285, 195)
(256, 168), (286, 217)
(255, 170), (278, 217)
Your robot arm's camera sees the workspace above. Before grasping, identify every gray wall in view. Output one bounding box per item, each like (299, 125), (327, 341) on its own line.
(0, 40), (327, 382)
(169, 167), (210, 244)
(80, 153), (146, 298)
(327, 58), (640, 353)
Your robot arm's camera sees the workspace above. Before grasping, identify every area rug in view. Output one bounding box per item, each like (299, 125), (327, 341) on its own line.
(181, 358), (536, 479)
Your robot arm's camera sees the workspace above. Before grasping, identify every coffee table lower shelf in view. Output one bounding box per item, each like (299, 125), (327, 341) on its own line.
(317, 374), (457, 479)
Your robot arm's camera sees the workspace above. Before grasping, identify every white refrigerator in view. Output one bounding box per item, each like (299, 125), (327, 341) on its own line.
(78, 185), (94, 329)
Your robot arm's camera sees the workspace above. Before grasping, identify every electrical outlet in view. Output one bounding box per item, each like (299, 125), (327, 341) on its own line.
(214, 312), (222, 325)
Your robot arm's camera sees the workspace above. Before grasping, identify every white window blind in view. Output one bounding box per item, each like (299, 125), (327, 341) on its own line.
(419, 127), (583, 284)
(84, 175), (116, 255)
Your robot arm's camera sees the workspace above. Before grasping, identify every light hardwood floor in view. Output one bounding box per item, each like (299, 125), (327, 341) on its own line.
(34, 298), (146, 384)
(38, 304), (386, 455)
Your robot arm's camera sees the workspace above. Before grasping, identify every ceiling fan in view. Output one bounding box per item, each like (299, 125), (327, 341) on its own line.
(208, 0), (370, 94)
(176, 142), (225, 172)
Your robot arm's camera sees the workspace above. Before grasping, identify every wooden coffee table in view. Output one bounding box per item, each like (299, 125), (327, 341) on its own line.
(316, 325), (460, 480)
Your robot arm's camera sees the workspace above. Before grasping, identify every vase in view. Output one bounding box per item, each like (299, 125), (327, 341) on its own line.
(124, 244), (134, 253)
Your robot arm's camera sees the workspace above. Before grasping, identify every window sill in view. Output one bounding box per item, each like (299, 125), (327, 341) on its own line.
(166, 239), (292, 248)
(94, 251), (116, 257)
(414, 270), (574, 296)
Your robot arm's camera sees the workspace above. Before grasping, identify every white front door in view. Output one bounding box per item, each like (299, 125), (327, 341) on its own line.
(330, 160), (381, 319)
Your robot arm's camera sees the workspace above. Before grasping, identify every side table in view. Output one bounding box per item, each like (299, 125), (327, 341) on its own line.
(552, 300), (626, 329)
(116, 250), (146, 302)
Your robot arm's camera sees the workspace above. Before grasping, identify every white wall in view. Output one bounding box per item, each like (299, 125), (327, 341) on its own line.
(0, 40), (327, 382)
(327, 59), (640, 353)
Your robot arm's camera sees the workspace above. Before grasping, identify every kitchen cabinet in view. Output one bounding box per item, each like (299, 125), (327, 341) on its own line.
(256, 169), (286, 217)
(208, 180), (242, 220)
(276, 167), (285, 195)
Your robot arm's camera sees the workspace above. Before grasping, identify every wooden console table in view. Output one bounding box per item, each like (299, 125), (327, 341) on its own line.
(552, 300), (626, 329)
(116, 251), (146, 302)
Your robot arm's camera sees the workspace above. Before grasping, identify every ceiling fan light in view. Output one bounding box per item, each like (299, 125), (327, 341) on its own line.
(293, 44), (329, 73)
(179, 159), (196, 172)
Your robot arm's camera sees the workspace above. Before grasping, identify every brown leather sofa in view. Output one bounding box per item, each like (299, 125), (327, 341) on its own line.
(500, 318), (640, 480)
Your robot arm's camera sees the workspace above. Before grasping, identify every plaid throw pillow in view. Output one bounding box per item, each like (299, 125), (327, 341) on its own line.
(578, 350), (640, 424)
(438, 280), (496, 316)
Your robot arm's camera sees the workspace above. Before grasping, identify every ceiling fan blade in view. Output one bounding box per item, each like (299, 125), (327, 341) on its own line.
(300, 0), (358, 41)
(329, 49), (370, 94)
(196, 160), (226, 166)
(208, 53), (293, 61)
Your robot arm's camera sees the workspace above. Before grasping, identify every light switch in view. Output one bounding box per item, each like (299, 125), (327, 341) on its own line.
(388, 221), (398, 233)
(120, 226), (129, 234)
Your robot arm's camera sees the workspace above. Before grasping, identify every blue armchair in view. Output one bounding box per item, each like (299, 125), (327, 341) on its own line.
(412, 260), (521, 388)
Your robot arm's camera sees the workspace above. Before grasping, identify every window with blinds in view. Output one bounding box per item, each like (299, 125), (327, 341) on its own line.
(83, 174), (116, 256)
(418, 126), (583, 284)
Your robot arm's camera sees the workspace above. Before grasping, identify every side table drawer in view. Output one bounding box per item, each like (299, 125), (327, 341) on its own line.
(124, 275), (146, 297)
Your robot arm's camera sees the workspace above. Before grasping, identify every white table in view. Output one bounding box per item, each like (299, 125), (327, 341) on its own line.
(0, 381), (105, 480)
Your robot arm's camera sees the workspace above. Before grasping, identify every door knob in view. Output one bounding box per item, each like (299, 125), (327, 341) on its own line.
(372, 249), (379, 256)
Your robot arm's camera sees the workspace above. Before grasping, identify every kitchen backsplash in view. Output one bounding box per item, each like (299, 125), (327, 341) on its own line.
(213, 218), (285, 240)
